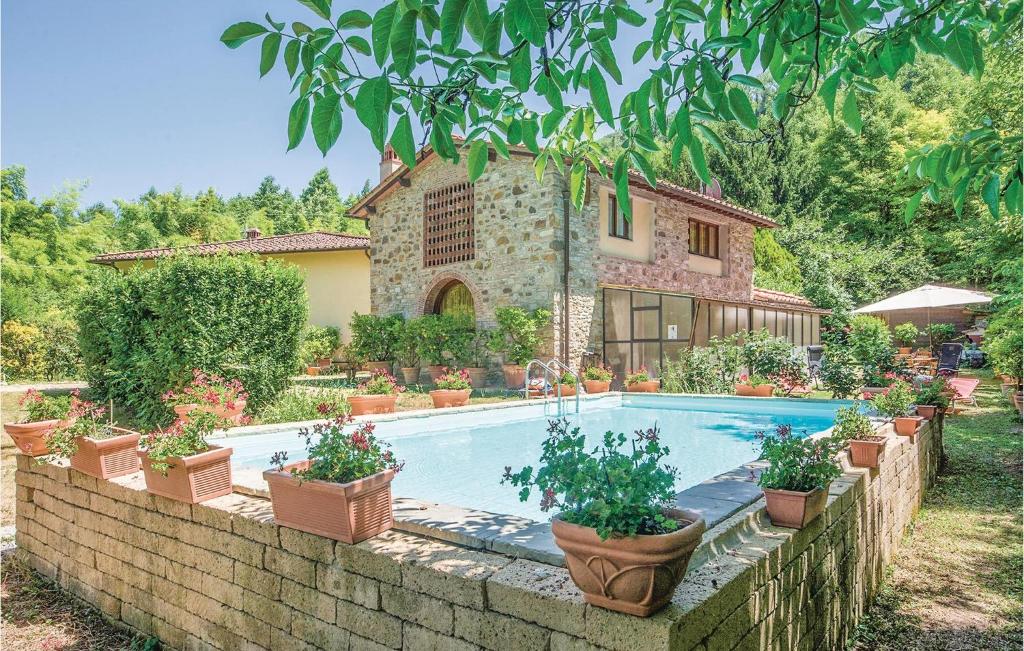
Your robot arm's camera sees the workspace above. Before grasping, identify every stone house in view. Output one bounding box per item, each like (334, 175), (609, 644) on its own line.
(350, 143), (827, 378)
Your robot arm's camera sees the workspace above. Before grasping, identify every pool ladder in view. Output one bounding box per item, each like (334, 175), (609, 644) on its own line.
(524, 359), (581, 416)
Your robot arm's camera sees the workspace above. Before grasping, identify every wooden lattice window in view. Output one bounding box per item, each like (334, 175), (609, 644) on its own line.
(423, 182), (475, 267)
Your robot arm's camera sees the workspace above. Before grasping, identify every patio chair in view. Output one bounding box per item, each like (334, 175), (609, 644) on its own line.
(936, 343), (964, 377)
(945, 377), (980, 412)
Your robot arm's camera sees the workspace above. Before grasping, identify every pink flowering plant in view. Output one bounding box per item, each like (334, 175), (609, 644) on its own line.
(271, 415), (404, 484)
(357, 371), (405, 396)
(19, 389), (75, 423)
(45, 396), (117, 460)
(433, 368), (472, 391)
(141, 411), (225, 474)
(737, 373), (773, 387)
(502, 419), (680, 540)
(624, 367), (651, 385)
(755, 424), (843, 493)
(161, 369), (248, 409)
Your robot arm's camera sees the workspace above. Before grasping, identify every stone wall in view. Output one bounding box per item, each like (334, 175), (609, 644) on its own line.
(14, 416), (942, 651)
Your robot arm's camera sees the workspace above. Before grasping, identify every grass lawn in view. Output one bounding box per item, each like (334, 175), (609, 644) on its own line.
(850, 373), (1023, 649)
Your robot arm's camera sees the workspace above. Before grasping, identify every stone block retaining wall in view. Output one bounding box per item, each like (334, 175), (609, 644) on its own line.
(14, 417), (941, 650)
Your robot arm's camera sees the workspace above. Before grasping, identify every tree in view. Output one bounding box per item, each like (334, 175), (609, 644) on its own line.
(299, 167), (343, 230)
(222, 0), (1022, 222)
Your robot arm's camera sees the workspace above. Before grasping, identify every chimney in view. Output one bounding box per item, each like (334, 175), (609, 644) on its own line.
(244, 227), (262, 240)
(380, 144), (403, 182)
(701, 178), (722, 199)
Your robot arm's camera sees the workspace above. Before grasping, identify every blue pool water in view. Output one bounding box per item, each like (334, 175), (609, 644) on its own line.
(216, 395), (847, 522)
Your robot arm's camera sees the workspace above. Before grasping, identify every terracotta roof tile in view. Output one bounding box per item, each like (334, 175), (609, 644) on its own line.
(752, 287), (829, 313)
(90, 231), (369, 264)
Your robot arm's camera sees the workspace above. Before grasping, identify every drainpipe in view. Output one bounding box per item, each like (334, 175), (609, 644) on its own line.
(560, 173), (571, 367)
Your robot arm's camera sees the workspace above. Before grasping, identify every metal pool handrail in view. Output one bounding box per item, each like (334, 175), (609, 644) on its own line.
(545, 358), (581, 415)
(524, 359), (578, 416)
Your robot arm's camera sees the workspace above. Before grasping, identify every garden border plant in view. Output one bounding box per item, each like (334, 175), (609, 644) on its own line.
(756, 424), (844, 529)
(3, 389), (76, 456)
(45, 395), (141, 480)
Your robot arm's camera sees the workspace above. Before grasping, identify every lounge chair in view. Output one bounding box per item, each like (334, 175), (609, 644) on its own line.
(945, 377), (980, 411)
(936, 343), (964, 377)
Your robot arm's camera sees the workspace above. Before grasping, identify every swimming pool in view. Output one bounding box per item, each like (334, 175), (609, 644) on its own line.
(216, 394), (848, 522)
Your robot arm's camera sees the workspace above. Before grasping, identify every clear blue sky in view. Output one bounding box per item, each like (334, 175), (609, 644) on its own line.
(2, 1), (647, 207)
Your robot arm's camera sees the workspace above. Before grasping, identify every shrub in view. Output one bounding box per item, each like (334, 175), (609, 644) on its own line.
(271, 416), (403, 483)
(502, 419), (680, 539)
(254, 388), (347, 424)
(357, 371), (404, 395)
(19, 388), (75, 422)
(984, 303), (1023, 382)
(581, 364), (613, 382)
(434, 368), (472, 390)
(926, 323), (958, 354)
(871, 380), (914, 421)
(77, 255), (307, 428)
(848, 315), (895, 366)
(1, 320), (44, 380)
(819, 346), (860, 398)
(41, 318), (82, 380)
(705, 334), (744, 387)
(302, 326), (340, 363)
(660, 346), (729, 394)
(892, 322), (920, 348)
(395, 318), (423, 368)
(831, 404), (876, 444)
(350, 313), (404, 362)
(487, 306), (550, 366)
(417, 313), (474, 365)
(742, 328), (795, 378)
(756, 424), (843, 493)
(464, 329), (492, 368)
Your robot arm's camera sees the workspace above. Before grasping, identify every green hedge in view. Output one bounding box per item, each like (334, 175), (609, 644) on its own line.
(78, 254), (307, 427)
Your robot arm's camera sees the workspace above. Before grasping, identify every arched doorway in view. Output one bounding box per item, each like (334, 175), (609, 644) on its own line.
(432, 280), (476, 320)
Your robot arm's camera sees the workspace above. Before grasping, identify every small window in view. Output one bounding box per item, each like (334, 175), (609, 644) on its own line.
(608, 195), (632, 240)
(688, 219), (720, 259)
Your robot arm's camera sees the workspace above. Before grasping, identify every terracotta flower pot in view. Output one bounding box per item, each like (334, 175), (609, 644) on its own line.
(848, 437), (887, 469)
(306, 366), (321, 376)
(915, 405), (938, 419)
(627, 381), (660, 393)
(1014, 391), (1023, 413)
(552, 508), (705, 617)
(734, 384), (756, 397)
(317, 358), (333, 369)
(583, 380), (611, 394)
(763, 485), (829, 529)
(264, 462), (396, 544)
(400, 367), (421, 385)
(502, 364), (526, 389)
(70, 431), (141, 479)
(465, 367), (488, 388)
(365, 361), (393, 375)
(426, 365), (447, 383)
(428, 389), (471, 408)
(348, 394), (398, 416)
(894, 416), (924, 440)
(898, 347), (913, 355)
(552, 384), (576, 397)
(752, 384), (776, 398)
(173, 400), (247, 425)
(4, 420), (61, 456)
(139, 446), (233, 504)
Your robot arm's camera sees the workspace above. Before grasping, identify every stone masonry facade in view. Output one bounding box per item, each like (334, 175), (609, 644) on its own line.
(14, 415), (941, 650)
(369, 154), (762, 370)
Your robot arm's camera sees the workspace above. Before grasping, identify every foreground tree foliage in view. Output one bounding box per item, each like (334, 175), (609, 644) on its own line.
(224, 0), (1021, 220)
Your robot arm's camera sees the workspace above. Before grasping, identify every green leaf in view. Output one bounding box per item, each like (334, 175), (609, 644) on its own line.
(292, 22), (313, 37)
(510, 46), (532, 93)
(728, 88), (758, 130)
(287, 95), (311, 151)
(613, 155), (632, 220)
(842, 91), (862, 134)
(284, 39), (301, 77)
(440, 0), (469, 53)
(515, 0), (548, 47)
(259, 33), (282, 77)
(632, 41), (652, 64)
(355, 76), (392, 150)
(700, 35), (750, 51)
(465, 0), (489, 46)
(688, 138), (711, 185)
(346, 35), (371, 56)
(311, 92), (342, 155)
(569, 161), (587, 209)
(694, 123), (725, 155)
(389, 114), (417, 168)
(589, 66), (614, 125)
(467, 140), (488, 181)
(220, 22), (268, 49)
(729, 74), (764, 90)
(673, 104), (692, 146)
(265, 13), (286, 31)
(372, 2), (398, 67)
(489, 132), (510, 159)
(982, 174), (1001, 217)
(390, 10), (419, 76)
(297, 0), (331, 21)
(904, 188), (925, 224)
(630, 151), (657, 187)
(337, 9), (372, 29)
(592, 37), (622, 84)
(837, 0), (864, 33)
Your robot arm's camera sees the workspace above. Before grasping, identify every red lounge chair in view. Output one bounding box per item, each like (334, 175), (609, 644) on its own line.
(945, 378), (980, 411)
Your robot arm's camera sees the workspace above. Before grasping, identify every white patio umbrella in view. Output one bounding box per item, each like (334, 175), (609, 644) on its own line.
(853, 284), (993, 314)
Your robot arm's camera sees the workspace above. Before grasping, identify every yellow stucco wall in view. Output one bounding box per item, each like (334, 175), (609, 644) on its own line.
(597, 186), (655, 262)
(110, 249), (370, 343)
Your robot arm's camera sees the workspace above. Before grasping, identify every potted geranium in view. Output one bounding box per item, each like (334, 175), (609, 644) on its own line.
(4, 389), (75, 456)
(487, 306), (551, 388)
(581, 365), (613, 394)
(832, 404), (886, 469)
(46, 397), (141, 479)
(625, 367), (659, 393)
(348, 371), (404, 416)
(893, 323), (919, 355)
(350, 313), (404, 376)
(429, 368), (472, 408)
(396, 317), (423, 385)
(162, 370), (248, 425)
(735, 374), (775, 397)
(264, 416), (403, 544)
(861, 368), (897, 397)
(913, 377), (950, 419)
(756, 424), (843, 529)
(139, 411), (233, 503)
(553, 371), (577, 397)
(503, 420), (704, 616)
(871, 380), (922, 440)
